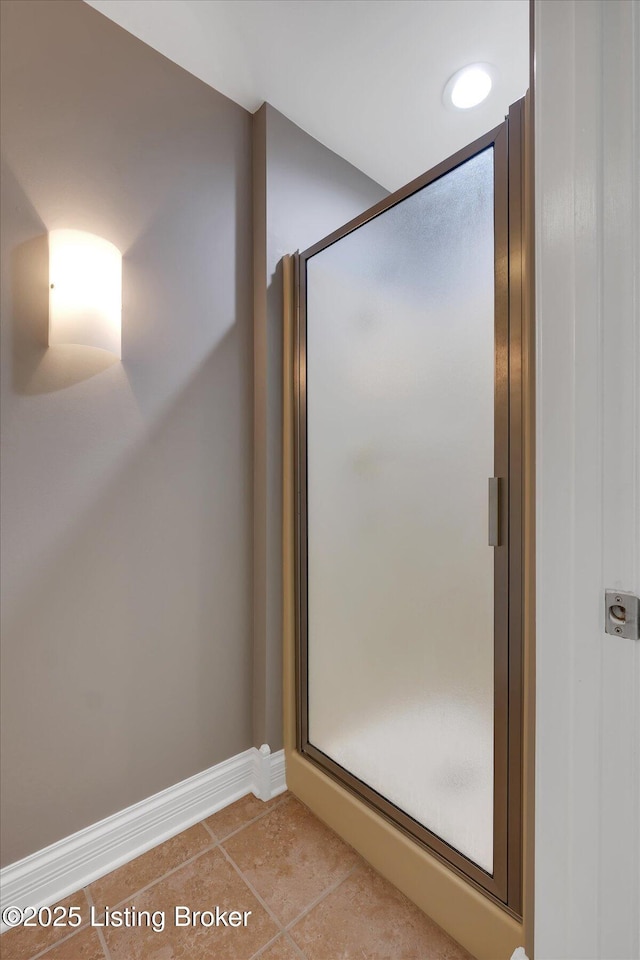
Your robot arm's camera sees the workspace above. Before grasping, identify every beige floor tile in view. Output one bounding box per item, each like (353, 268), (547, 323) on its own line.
(289, 863), (475, 960)
(252, 933), (302, 960)
(0, 893), (90, 960)
(39, 927), (105, 960)
(2, 797), (479, 960)
(89, 823), (213, 910)
(102, 846), (279, 960)
(223, 795), (360, 926)
(205, 793), (284, 840)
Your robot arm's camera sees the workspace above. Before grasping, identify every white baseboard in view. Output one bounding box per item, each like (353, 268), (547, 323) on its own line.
(0, 746), (286, 930)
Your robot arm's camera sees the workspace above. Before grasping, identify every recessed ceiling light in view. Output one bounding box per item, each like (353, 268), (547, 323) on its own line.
(443, 63), (496, 111)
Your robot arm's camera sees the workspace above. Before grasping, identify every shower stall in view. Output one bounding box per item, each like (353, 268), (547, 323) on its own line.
(283, 97), (532, 957)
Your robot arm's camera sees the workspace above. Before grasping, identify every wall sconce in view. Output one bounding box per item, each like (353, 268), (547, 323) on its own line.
(49, 229), (122, 357)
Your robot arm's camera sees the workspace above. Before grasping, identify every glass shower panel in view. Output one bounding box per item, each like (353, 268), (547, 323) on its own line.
(306, 148), (495, 873)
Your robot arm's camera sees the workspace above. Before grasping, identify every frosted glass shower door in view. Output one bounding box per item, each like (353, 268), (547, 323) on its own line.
(297, 124), (514, 901)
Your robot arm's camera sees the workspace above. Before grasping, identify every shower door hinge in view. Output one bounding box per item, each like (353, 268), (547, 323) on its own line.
(605, 590), (639, 640)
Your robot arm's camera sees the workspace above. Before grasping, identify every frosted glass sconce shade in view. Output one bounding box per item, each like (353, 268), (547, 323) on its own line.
(49, 229), (122, 357)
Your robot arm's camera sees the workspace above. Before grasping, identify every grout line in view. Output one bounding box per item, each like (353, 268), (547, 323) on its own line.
(220, 795), (362, 945)
(217, 844), (286, 935)
(94, 925), (112, 960)
(96, 790), (290, 909)
(27, 932), (79, 960)
(20, 889), (95, 960)
(24, 810), (283, 960)
(26, 921), (90, 960)
(83, 885), (112, 960)
(81, 887), (93, 915)
(284, 863), (361, 933)
(248, 929), (290, 960)
(21, 794), (368, 960)
(201, 819), (218, 841)
(73, 794), (289, 928)
(95, 839), (219, 912)
(209, 792), (291, 844)
(283, 930), (308, 959)
(220, 821), (361, 947)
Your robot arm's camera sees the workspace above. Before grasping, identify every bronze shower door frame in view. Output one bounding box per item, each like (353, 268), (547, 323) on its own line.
(294, 100), (525, 915)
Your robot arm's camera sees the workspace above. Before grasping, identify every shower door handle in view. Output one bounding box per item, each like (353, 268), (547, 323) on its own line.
(488, 477), (500, 546)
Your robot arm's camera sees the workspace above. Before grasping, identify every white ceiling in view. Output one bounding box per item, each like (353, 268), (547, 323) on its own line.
(84, 0), (529, 191)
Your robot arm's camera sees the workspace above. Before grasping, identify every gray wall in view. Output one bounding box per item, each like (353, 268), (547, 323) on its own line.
(252, 104), (387, 750)
(0, 0), (387, 868)
(0, 0), (253, 866)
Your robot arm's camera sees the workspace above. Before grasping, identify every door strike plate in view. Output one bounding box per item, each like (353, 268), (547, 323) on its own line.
(605, 590), (639, 640)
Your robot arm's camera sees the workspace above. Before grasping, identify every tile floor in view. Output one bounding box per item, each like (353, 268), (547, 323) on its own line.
(1, 793), (475, 960)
